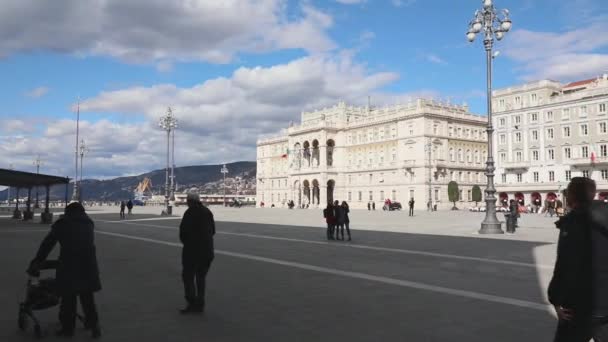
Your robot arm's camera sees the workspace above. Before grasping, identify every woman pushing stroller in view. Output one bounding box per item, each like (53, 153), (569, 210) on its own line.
(27, 202), (102, 338)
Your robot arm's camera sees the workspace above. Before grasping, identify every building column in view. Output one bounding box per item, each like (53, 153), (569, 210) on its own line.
(320, 145), (327, 168)
(320, 185), (327, 207)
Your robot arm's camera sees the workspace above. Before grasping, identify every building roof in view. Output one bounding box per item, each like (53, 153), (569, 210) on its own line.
(0, 168), (69, 188)
(563, 78), (596, 89)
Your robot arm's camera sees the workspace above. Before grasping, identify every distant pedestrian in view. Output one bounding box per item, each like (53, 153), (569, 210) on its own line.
(323, 202), (336, 240)
(548, 177), (608, 341)
(179, 193), (215, 314)
(334, 200), (345, 240)
(408, 198), (415, 216)
(427, 200), (432, 212)
(433, 201), (438, 211)
(367, 202), (371, 211)
(372, 202), (375, 210)
(341, 201), (351, 241)
(126, 200), (133, 215)
(119, 201), (126, 219)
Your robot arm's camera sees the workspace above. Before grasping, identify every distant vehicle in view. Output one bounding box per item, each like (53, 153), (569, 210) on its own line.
(382, 201), (402, 211)
(132, 199), (145, 206)
(229, 199), (242, 208)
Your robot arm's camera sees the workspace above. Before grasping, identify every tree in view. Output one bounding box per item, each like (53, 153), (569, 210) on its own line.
(472, 185), (482, 206)
(448, 181), (460, 210)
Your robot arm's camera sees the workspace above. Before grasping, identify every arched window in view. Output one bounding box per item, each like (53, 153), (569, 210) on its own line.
(449, 148), (455, 162)
(475, 150), (480, 163)
(466, 150), (472, 163)
(458, 149), (463, 162)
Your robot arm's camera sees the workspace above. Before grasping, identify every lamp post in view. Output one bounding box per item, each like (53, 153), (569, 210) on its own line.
(33, 155), (43, 208)
(79, 140), (89, 202)
(171, 121), (177, 201)
(71, 98), (81, 202)
(221, 164), (229, 206)
(467, 0), (512, 234)
(159, 107), (177, 215)
(7, 163), (13, 205)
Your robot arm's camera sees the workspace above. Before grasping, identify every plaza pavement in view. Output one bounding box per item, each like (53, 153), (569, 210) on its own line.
(0, 208), (562, 341)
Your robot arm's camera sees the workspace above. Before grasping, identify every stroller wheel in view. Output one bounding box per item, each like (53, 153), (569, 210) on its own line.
(34, 324), (42, 338)
(18, 311), (27, 331)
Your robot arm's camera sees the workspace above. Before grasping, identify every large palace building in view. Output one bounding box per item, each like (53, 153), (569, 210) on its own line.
(493, 73), (608, 206)
(256, 99), (488, 209)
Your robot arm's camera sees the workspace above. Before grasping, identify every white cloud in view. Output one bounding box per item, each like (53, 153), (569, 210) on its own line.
(504, 22), (608, 81)
(391, 0), (416, 7)
(335, 0), (366, 4)
(25, 86), (49, 98)
(426, 54), (446, 65)
(0, 0), (335, 64)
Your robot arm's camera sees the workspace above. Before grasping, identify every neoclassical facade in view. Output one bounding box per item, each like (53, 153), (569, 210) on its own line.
(493, 73), (608, 206)
(256, 99), (488, 209)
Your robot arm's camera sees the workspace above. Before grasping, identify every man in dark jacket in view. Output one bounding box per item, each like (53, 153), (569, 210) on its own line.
(408, 198), (415, 216)
(29, 202), (101, 338)
(126, 200), (133, 215)
(548, 177), (608, 341)
(179, 193), (215, 314)
(334, 200), (345, 240)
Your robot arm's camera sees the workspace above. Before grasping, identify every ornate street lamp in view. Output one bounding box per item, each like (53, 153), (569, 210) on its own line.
(467, 0), (512, 234)
(71, 98), (81, 202)
(33, 155), (44, 208)
(78, 140), (89, 202)
(221, 164), (229, 206)
(159, 107), (177, 215)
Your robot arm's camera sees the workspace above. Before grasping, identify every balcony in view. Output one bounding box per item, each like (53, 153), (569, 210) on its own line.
(567, 156), (608, 167)
(502, 161), (530, 170)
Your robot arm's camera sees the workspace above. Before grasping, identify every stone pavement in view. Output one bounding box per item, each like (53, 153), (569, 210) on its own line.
(0, 210), (560, 341)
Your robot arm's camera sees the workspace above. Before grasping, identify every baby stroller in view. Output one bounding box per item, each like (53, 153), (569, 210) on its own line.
(19, 260), (83, 338)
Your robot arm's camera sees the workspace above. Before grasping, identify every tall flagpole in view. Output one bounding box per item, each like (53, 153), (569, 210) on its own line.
(71, 97), (81, 202)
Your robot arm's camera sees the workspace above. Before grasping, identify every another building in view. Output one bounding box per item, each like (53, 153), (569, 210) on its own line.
(493, 73), (608, 207)
(256, 99), (488, 209)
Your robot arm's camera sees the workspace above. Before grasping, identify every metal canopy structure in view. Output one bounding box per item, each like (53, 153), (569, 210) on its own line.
(0, 168), (69, 188)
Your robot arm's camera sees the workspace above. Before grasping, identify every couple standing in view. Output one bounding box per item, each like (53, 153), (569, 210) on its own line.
(323, 201), (351, 241)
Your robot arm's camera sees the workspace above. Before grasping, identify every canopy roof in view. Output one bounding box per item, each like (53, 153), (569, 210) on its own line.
(0, 168), (69, 188)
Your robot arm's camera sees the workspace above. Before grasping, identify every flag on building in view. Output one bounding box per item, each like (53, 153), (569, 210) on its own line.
(591, 151), (597, 165)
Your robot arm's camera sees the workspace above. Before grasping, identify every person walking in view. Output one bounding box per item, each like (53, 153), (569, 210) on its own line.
(341, 201), (351, 241)
(323, 202), (336, 240)
(334, 200), (345, 240)
(119, 201), (126, 219)
(372, 201), (375, 210)
(548, 177), (608, 341)
(408, 198), (415, 217)
(179, 193), (215, 314)
(28, 202), (102, 338)
(126, 200), (133, 215)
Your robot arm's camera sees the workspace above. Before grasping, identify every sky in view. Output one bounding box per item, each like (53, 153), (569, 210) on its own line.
(1, 0), (607, 179)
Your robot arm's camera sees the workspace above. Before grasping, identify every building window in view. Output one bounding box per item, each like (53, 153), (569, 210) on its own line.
(380, 191), (385, 200)
(565, 171), (572, 181)
(500, 152), (507, 162)
(583, 170), (590, 178)
(358, 191), (362, 201)
(515, 96), (521, 105)
(392, 190), (397, 201)
(531, 112), (538, 122)
(532, 150), (539, 161)
(501, 174), (507, 183)
(515, 116), (522, 124)
(563, 108), (570, 120)
(547, 111), (554, 121)
(499, 99), (505, 108)
(549, 171), (555, 182)
(499, 118), (506, 127)
(467, 190), (472, 201)
(599, 122), (607, 134)
(348, 192), (352, 201)
(600, 103), (607, 113)
(582, 146), (589, 158)
(516, 151), (523, 161)
(515, 132), (522, 142)
(601, 144), (608, 157)
(369, 191), (373, 201)
(448, 126), (453, 136)
(548, 149), (555, 160)
(392, 149), (397, 161)
(459, 189), (463, 201)
(409, 190), (415, 199)
(449, 148), (455, 162)
(531, 93), (537, 102)
(580, 106), (588, 117)
(458, 149), (464, 162)
(602, 170), (608, 180)
(517, 173), (523, 183)
(564, 147), (572, 159)
(500, 134), (506, 144)
(580, 124), (589, 136)
(369, 174), (373, 184)
(547, 128), (554, 139)
(533, 172), (539, 182)
(532, 130), (539, 141)
(563, 126), (571, 137)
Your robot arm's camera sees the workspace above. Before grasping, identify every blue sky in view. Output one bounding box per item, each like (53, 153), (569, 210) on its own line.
(1, 0), (607, 178)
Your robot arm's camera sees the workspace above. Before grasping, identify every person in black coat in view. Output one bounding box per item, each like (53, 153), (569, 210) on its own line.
(341, 201), (351, 241)
(549, 177), (608, 341)
(408, 198), (415, 216)
(179, 193), (215, 314)
(334, 200), (345, 240)
(28, 202), (101, 338)
(126, 200), (133, 215)
(120, 201), (126, 219)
